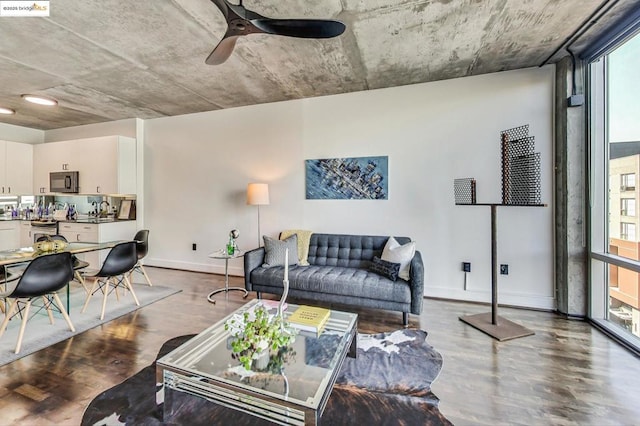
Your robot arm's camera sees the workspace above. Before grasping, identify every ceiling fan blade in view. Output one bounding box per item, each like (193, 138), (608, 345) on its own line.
(205, 35), (240, 65)
(209, 0), (231, 19)
(211, 0), (266, 21)
(252, 19), (346, 39)
(205, 2), (346, 65)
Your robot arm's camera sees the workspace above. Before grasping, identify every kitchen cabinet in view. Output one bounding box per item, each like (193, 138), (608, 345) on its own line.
(0, 221), (20, 251)
(59, 222), (99, 268)
(33, 136), (136, 195)
(0, 141), (33, 195)
(20, 221), (33, 247)
(32, 142), (65, 194)
(58, 220), (137, 269)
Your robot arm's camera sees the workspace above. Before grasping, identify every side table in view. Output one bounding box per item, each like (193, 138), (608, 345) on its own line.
(207, 249), (248, 304)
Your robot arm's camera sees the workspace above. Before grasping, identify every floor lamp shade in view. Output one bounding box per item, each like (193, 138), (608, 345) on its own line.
(247, 183), (270, 206)
(247, 183), (269, 247)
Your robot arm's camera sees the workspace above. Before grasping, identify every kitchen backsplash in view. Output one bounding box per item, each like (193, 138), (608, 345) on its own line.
(4, 195), (136, 219)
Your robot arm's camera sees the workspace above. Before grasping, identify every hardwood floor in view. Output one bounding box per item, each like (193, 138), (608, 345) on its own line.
(1, 267), (639, 425)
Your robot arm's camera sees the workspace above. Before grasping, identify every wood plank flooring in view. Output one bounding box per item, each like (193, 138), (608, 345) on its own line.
(0, 267), (639, 425)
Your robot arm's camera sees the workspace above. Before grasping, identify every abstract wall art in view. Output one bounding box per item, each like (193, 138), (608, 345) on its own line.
(305, 156), (388, 200)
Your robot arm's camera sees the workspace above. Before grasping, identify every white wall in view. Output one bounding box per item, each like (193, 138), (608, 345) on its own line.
(44, 118), (137, 142)
(144, 66), (556, 310)
(0, 122), (43, 144)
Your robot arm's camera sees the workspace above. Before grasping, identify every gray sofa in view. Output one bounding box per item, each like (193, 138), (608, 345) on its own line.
(243, 233), (424, 326)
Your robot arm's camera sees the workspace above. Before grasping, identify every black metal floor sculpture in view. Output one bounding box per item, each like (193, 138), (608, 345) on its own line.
(454, 125), (545, 341)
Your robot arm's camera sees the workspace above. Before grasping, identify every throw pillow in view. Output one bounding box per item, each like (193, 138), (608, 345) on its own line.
(263, 234), (299, 268)
(280, 229), (313, 266)
(381, 237), (416, 281)
(368, 256), (400, 282)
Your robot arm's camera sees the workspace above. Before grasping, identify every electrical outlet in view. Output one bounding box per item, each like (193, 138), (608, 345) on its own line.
(500, 264), (509, 275)
(462, 262), (471, 272)
(192, 243), (197, 251)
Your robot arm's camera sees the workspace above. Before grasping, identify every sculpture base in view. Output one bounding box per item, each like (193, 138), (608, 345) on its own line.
(459, 312), (534, 341)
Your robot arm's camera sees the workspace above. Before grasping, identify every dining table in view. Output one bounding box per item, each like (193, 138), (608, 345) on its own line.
(0, 241), (127, 312)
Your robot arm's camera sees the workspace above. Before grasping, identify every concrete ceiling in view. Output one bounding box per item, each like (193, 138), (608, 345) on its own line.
(0, 0), (636, 130)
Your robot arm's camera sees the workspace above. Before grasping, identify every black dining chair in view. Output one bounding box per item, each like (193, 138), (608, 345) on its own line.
(0, 266), (21, 315)
(0, 252), (75, 354)
(131, 229), (152, 286)
(81, 241), (139, 320)
(37, 235), (90, 294)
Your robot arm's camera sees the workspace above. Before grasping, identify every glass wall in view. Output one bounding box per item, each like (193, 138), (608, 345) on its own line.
(589, 28), (640, 349)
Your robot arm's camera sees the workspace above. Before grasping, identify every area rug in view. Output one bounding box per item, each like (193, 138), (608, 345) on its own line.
(0, 284), (179, 367)
(82, 329), (452, 425)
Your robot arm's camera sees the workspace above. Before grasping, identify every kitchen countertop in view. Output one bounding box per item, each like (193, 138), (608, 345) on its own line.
(0, 217), (135, 224)
(61, 218), (134, 224)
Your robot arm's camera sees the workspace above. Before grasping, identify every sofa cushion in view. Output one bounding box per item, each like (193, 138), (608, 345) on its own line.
(368, 256), (400, 281)
(308, 234), (386, 267)
(381, 237), (415, 281)
(263, 235), (298, 268)
(280, 229), (313, 266)
(250, 265), (411, 304)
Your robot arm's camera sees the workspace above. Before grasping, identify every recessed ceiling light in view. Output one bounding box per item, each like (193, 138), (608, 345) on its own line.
(21, 94), (58, 106)
(0, 107), (15, 115)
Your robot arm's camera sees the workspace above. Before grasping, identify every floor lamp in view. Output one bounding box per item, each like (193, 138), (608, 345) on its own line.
(247, 183), (270, 247)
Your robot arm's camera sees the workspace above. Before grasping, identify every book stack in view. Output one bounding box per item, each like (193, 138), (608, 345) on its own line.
(288, 305), (331, 334)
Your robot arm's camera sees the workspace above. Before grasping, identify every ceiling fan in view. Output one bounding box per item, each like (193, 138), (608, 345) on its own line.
(206, 0), (346, 65)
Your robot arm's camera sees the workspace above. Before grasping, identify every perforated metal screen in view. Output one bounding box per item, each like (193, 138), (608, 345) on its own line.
(500, 125), (541, 205)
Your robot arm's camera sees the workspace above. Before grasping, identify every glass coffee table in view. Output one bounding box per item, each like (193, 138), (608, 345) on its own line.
(156, 299), (358, 425)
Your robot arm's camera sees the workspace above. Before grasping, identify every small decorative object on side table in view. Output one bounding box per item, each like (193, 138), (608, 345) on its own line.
(227, 229), (240, 255)
(207, 246), (248, 304)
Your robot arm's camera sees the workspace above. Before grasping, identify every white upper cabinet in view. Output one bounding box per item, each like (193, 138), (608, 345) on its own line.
(75, 136), (136, 195)
(33, 141), (64, 194)
(33, 136), (136, 195)
(0, 140), (33, 195)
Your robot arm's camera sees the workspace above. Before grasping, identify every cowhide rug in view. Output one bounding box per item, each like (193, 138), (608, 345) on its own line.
(82, 329), (452, 425)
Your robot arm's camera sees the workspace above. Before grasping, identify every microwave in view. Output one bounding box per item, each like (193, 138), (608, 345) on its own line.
(50, 171), (79, 193)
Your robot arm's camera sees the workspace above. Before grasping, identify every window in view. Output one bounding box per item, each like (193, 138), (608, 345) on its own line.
(588, 21), (640, 350)
(621, 198), (636, 216)
(621, 173), (636, 190)
(621, 222), (636, 240)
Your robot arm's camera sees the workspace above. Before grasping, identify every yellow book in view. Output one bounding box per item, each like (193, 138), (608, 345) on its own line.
(288, 305), (331, 334)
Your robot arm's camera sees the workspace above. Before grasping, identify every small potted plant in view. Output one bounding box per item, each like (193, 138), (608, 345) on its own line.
(225, 304), (297, 370)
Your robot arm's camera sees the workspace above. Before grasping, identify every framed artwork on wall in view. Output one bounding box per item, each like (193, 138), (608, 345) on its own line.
(305, 156), (388, 200)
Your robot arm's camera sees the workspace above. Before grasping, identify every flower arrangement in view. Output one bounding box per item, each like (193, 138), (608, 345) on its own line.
(225, 304), (297, 370)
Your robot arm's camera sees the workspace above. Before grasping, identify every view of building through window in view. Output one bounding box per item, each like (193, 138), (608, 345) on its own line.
(607, 31), (640, 337)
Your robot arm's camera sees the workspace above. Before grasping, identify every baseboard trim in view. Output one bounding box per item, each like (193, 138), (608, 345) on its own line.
(145, 258), (245, 276)
(424, 287), (555, 311)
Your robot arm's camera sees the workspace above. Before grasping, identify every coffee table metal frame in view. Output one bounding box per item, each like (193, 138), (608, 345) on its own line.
(207, 249), (248, 303)
(156, 299), (358, 425)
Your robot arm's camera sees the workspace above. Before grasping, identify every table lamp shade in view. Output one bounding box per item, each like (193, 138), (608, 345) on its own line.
(247, 183), (270, 205)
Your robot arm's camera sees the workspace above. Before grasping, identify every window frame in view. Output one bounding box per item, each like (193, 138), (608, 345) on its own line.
(585, 9), (640, 352)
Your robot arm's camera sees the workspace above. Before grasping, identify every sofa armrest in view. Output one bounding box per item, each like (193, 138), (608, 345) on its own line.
(409, 250), (424, 315)
(244, 247), (265, 291)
